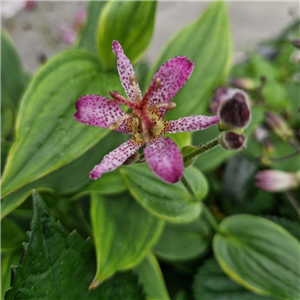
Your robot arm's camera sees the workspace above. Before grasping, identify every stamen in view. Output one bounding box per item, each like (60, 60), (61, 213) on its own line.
(129, 74), (141, 102)
(129, 74), (138, 86)
(156, 102), (177, 110)
(142, 77), (163, 107)
(109, 91), (138, 110)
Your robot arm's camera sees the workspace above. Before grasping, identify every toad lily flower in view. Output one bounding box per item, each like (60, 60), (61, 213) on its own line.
(74, 41), (220, 183)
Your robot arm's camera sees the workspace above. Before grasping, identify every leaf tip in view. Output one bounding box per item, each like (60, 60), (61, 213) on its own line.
(89, 278), (102, 290)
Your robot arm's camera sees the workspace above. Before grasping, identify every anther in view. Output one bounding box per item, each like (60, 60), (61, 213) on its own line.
(156, 102), (177, 110)
(155, 77), (162, 88)
(129, 74), (138, 86)
(109, 122), (119, 130)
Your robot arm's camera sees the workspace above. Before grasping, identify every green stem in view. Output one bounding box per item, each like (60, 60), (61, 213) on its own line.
(285, 191), (300, 216)
(181, 175), (221, 233)
(200, 203), (220, 233)
(181, 175), (197, 199)
(183, 138), (220, 163)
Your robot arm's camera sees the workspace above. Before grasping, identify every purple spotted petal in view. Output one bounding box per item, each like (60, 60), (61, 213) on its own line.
(144, 136), (184, 184)
(89, 137), (143, 179)
(164, 115), (220, 134)
(112, 40), (142, 101)
(74, 94), (132, 133)
(149, 56), (194, 115)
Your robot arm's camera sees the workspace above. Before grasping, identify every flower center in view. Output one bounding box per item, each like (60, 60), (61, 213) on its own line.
(109, 75), (176, 143)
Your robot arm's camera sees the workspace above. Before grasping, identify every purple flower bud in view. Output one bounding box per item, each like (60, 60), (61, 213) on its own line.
(218, 89), (251, 130)
(219, 131), (246, 150)
(255, 170), (300, 192)
(209, 87), (236, 114)
(291, 39), (300, 49)
(230, 78), (256, 90)
(265, 112), (293, 141)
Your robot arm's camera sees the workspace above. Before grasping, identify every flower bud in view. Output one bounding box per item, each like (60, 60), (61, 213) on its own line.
(265, 112), (294, 141)
(122, 152), (139, 166)
(209, 87), (236, 114)
(230, 77), (256, 90)
(218, 89), (251, 130)
(255, 170), (300, 192)
(219, 131), (246, 150)
(291, 39), (300, 49)
(181, 145), (198, 167)
(262, 138), (275, 156)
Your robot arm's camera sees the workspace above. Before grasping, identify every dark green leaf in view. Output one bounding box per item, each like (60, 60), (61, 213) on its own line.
(135, 253), (170, 300)
(213, 214), (300, 300)
(154, 217), (212, 261)
(6, 191), (93, 300)
(97, 1), (157, 68)
(121, 164), (208, 223)
(1, 218), (25, 253)
(147, 2), (231, 119)
(1, 250), (22, 300)
(5, 191), (145, 300)
(1, 50), (121, 197)
(90, 192), (164, 286)
(193, 257), (276, 300)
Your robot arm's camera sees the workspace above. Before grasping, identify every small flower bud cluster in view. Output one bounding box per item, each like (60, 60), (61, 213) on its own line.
(210, 88), (251, 150)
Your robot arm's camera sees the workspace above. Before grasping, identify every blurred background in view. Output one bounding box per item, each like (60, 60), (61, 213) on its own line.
(1, 1), (299, 74)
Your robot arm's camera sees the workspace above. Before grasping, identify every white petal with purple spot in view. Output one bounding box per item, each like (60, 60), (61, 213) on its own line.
(112, 40), (142, 101)
(164, 115), (220, 134)
(89, 137), (143, 179)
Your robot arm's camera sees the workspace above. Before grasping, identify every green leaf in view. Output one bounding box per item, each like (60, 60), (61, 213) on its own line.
(1, 218), (25, 253)
(135, 253), (170, 300)
(90, 192), (164, 287)
(77, 1), (107, 55)
(154, 217), (211, 261)
(121, 164), (208, 223)
(71, 169), (127, 200)
(213, 214), (300, 300)
(6, 191), (93, 300)
(81, 271), (145, 300)
(147, 1), (231, 119)
(1, 50), (121, 197)
(5, 191), (145, 300)
(1, 30), (29, 113)
(97, 1), (157, 68)
(193, 257), (276, 300)
(1, 131), (123, 219)
(1, 107), (13, 139)
(1, 250), (22, 300)
(1, 140), (11, 173)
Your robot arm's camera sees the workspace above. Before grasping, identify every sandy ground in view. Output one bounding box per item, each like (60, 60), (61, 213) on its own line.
(1, 1), (299, 74)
